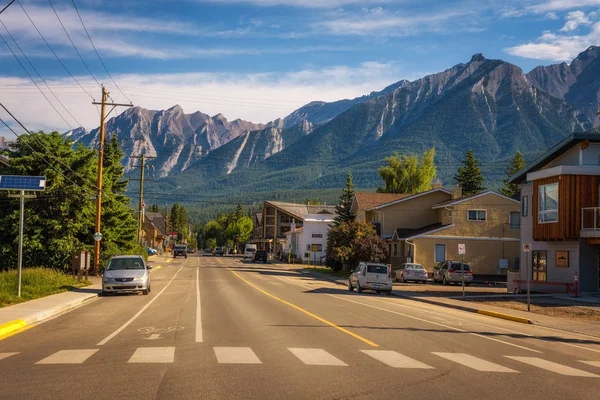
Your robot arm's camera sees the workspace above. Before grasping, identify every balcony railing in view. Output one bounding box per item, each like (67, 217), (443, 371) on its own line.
(581, 207), (600, 237)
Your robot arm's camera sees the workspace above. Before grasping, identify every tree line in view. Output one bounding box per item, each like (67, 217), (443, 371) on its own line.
(200, 203), (253, 251)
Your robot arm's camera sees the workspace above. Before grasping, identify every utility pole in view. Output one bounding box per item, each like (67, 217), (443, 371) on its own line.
(91, 86), (132, 274)
(130, 154), (155, 243)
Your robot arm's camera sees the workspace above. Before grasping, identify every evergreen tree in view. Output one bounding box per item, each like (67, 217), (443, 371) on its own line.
(235, 202), (243, 221)
(454, 149), (485, 196)
(499, 152), (526, 198)
(332, 171), (355, 227)
(377, 148), (436, 194)
(149, 204), (160, 213)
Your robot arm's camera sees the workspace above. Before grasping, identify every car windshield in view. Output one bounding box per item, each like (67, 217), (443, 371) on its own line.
(247, 249), (256, 252)
(107, 258), (145, 270)
(367, 265), (388, 274)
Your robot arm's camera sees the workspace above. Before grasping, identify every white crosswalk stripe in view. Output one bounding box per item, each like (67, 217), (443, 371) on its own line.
(288, 348), (347, 366)
(36, 349), (98, 365)
(580, 361), (600, 368)
(0, 352), (19, 361)
(506, 357), (599, 377)
(361, 350), (434, 369)
(214, 347), (262, 364)
(128, 347), (175, 364)
(433, 353), (518, 373)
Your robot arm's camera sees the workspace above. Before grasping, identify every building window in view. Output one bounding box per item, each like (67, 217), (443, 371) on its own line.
(509, 211), (520, 230)
(311, 233), (323, 238)
(538, 183), (558, 223)
(467, 210), (487, 221)
(393, 243), (398, 257)
(434, 244), (446, 263)
(532, 250), (547, 281)
(522, 196), (528, 217)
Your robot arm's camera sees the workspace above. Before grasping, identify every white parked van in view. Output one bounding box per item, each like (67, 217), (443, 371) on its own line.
(348, 262), (392, 294)
(244, 244), (257, 259)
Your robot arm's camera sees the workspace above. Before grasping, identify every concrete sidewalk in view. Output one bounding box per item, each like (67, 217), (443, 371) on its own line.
(302, 269), (600, 339)
(0, 284), (101, 339)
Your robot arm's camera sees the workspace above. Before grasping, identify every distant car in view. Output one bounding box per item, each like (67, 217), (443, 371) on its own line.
(244, 244), (257, 259)
(228, 248), (235, 255)
(187, 246), (195, 253)
(348, 262), (392, 294)
(394, 263), (428, 283)
(432, 261), (473, 285)
(253, 250), (268, 263)
(213, 247), (224, 256)
(146, 247), (157, 256)
(102, 255), (152, 296)
(173, 244), (187, 258)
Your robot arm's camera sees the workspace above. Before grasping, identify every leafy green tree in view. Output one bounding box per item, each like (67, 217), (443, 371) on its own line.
(204, 220), (224, 246)
(352, 235), (389, 263)
(377, 148), (436, 194)
(455, 149), (485, 196)
(235, 216), (253, 244)
(499, 151), (526, 198)
(332, 171), (355, 227)
(326, 220), (379, 271)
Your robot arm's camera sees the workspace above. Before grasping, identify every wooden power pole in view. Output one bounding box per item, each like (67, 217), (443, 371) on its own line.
(130, 154), (155, 243)
(91, 86), (132, 274)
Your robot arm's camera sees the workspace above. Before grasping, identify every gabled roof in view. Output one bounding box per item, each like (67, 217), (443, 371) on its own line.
(392, 223), (448, 240)
(265, 201), (336, 220)
(352, 192), (411, 211)
(145, 212), (166, 236)
(510, 132), (600, 184)
(373, 188), (451, 210)
(431, 191), (519, 209)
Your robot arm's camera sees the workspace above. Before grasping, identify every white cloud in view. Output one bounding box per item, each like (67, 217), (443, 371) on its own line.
(528, 0), (600, 13)
(506, 22), (600, 61)
(196, 0), (392, 8)
(560, 11), (592, 32)
(0, 61), (410, 137)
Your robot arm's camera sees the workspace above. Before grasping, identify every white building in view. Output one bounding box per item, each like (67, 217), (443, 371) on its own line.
(285, 214), (334, 264)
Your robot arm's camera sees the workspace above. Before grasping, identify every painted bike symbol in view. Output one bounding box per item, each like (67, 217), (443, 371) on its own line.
(137, 326), (185, 335)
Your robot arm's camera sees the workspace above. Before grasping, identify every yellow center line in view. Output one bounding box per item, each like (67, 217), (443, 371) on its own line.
(227, 267), (378, 347)
(216, 258), (222, 264)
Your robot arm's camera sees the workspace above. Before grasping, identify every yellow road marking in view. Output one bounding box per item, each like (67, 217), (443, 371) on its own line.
(155, 266), (162, 270)
(227, 268), (378, 347)
(216, 258), (222, 264)
(0, 319), (29, 341)
(166, 258), (172, 263)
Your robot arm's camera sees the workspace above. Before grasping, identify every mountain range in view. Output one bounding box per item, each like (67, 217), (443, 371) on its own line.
(65, 47), (600, 205)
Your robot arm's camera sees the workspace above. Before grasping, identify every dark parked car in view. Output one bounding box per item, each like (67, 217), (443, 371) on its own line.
(253, 250), (268, 263)
(187, 246), (195, 253)
(213, 247), (224, 256)
(173, 244), (187, 258)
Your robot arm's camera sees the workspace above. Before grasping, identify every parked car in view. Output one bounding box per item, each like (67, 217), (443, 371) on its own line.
(187, 246), (195, 253)
(173, 244), (187, 258)
(432, 261), (473, 285)
(102, 255), (152, 296)
(348, 262), (392, 294)
(213, 247), (224, 256)
(394, 263), (428, 283)
(146, 247), (157, 256)
(253, 250), (268, 263)
(244, 244), (257, 259)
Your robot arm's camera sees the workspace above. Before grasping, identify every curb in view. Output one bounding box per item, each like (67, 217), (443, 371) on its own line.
(0, 291), (100, 341)
(476, 309), (533, 324)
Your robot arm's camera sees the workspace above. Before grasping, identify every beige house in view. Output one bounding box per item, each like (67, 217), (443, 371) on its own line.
(354, 187), (521, 277)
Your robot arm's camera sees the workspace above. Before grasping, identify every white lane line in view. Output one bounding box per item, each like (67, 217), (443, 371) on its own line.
(505, 356), (599, 377)
(361, 350), (433, 369)
(326, 293), (541, 353)
(36, 349), (99, 365)
(580, 361), (600, 368)
(0, 352), (19, 361)
(196, 267), (203, 343)
(128, 347), (175, 363)
(97, 266), (184, 346)
(434, 353), (518, 373)
(288, 348), (348, 366)
(214, 347), (261, 364)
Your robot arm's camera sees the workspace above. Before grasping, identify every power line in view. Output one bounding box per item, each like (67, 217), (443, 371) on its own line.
(71, 0), (132, 104)
(0, 27), (76, 129)
(47, 0), (101, 89)
(17, 0), (93, 100)
(0, 0), (14, 14)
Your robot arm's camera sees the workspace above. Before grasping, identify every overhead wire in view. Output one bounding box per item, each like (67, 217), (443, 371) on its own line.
(16, 0), (94, 100)
(70, 0), (132, 103)
(0, 27), (76, 129)
(0, 0), (15, 14)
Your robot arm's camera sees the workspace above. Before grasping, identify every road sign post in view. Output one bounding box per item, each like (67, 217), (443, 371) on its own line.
(0, 176), (46, 297)
(458, 244), (466, 299)
(523, 243), (532, 311)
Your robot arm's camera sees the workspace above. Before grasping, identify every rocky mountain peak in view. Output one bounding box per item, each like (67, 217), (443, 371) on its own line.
(470, 53), (486, 63)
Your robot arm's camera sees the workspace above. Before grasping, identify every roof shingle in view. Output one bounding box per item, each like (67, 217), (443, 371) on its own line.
(354, 192), (411, 211)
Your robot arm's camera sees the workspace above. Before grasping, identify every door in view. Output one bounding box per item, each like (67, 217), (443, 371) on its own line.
(435, 244), (446, 264)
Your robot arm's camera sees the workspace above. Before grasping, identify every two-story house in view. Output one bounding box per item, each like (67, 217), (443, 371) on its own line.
(353, 187), (520, 278)
(510, 132), (600, 293)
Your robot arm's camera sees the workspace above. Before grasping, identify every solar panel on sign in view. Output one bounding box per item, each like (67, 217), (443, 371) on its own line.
(0, 175), (46, 191)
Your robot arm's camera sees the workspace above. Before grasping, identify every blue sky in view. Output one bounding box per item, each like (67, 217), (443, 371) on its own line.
(1, 0), (600, 136)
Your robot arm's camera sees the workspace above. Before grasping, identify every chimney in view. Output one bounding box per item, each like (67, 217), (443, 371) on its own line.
(452, 185), (462, 200)
(431, 179), (442, 190)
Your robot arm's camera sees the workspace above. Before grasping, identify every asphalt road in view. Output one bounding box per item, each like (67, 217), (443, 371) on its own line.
(1, 255), (600, 400)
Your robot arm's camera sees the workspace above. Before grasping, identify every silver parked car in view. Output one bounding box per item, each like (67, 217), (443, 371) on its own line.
(394, 263), (428, 283)
(432, 261), (473, 285)
(102, 255), (152, 296)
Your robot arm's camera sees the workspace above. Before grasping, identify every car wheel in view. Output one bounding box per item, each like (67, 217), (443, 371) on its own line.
(466, 283), (471, 286)
(443, 276), (447, 285)
(400, 275), (405, 283)
(348, 280), (354, 292)
(101, 290), (109, 297)
(148, 283), (151, 293)
(386, 290), (392, 296)
(357, 283), (363, 293)
(142, 288), (149, 295)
